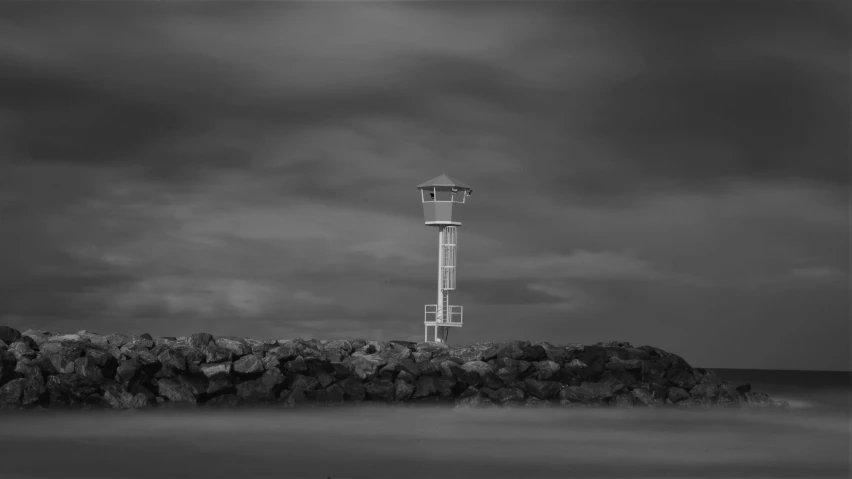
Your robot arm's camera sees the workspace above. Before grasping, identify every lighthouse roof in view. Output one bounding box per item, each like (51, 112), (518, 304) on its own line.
(416, 174), (471, 190)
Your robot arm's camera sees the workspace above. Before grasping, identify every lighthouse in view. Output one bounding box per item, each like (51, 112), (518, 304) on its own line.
(417, 174), (473, 344)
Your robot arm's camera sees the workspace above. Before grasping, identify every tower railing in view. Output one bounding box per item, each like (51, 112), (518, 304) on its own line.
(424, 305), (463, 325)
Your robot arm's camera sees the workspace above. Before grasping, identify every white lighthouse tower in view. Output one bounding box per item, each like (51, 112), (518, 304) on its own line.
(417, 174), (473, 344)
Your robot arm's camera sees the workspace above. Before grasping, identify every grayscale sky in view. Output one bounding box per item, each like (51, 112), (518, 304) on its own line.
(0, 1), (847, 371)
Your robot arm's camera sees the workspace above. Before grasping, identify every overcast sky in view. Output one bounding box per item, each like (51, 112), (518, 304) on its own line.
(0, 1), (847, 371)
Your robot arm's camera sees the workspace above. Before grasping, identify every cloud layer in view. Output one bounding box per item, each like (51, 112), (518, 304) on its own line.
(0, 1), (847, 370)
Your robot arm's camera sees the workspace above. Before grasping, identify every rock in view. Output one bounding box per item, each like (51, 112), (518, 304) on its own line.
(581, 381), (616, 400)
(30, 354), (58, 375)
(521, 344), (547, 361)
(325, 340), (353, 354)
(667, 386), (690, 403)
(558, 385), (593, 404)
(394, 380), (415, 401)
(8, 341), (37, 361)
(215, 337), (249, 357)
(495, 367), (520, 383)
(157, 378), (197, 403)
(233, 355), (264, 375)
(483, 341), (528, 361)
(532, 360), (560, 380)
(364, 378), (395, 402)
(572, 346), (607, 380)
(564, 359), (587, 369)
(690, 383), (719, 401)
(460, 361), (492, 380)
(312, 384), (345, 405)
(523, 378), (560, 400)
(717, 383), (740, 407)
(205, 344), (233, 363)
(455, 388), (484, 408)
(283, 374), (320, 392)
(103, 388), (148, 409)
(667, 368), (697, 389)
(735, 383), (751, 395)
(46, 374), (100, 406)
(613, 393), (635, 408)
(21, 329), (51, 348)
(206, 394), (241, 408)
(446, 344), (487, 363)
(105, 333), (133, 348)
(0, 378), (25, 408)
(338, 377), (366, 402)
(743, 391), (773, 408)
(378, 342), (411, 361)
(677, 396), (712, 409)
(342, 354), (387, 380)
(693, 368), (720, 385)
(267, 345), (299, 362)
(77, 331), (110, 349)
(283, 356), (307, 374)
(605, 357), (642, 372)
(157, 349), (187, 372)
(235, 377), (276, 402)
(74, 357), (105, 381)
(200, 362), (232, 380)
(116, 359), (139, 383)
(261, 355), (280, 371)
(597, 375), (627, 395)
(625, 347), (651, 361)
(0, 326), (21, 344)
(538, 344), (571, 364)
(133, 350), (160, 367)
(494, 387), (525, 404)
(206, 379), (233, 395)
(411, 351), (432, 363)
(39, 342), (84, 374)
(187, 333), (214, 351)
(413, 376), (439, 398)
(631, 388), (658, 408)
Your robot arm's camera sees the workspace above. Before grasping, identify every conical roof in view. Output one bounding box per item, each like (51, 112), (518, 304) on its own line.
(416, 174), (471, 190)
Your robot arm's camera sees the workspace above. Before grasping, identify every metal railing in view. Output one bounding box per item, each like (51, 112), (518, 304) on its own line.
(424, 304), (463, 325)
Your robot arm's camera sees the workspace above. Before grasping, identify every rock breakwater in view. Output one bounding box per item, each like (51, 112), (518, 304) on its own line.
(0, 326), (790, 411)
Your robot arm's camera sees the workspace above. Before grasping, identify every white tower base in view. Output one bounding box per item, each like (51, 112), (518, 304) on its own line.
(423, 304), (463, 343)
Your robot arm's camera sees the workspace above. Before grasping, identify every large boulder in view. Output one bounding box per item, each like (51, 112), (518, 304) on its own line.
(337, 377), (366, 402)
(0, 326), (21, 344)
(233, 355), (264, 375)
(0, 378), (25, 409)
(523, 378), (560, 400)
(205, 344), (233, 363)
(631, 388), (658, 408)
(39, 342), (84, 374)
(235, 376), (277, 402)
(77, 330), (110, 349)
(157, 349), (187, 373)
(213, 337), (249, 357)
(20, 329), (51, 348)
(103, 387), (148, 409)
(667, 386), (690, 403)
(532, 360), (561, 380)
(187, 333), (214, 351)
(342, 354), (387, 381)
(200, 362), (232, 381)
(157, 378), (197, 403)
(363, 378), (395, 402)
(483, 341), (529, 361)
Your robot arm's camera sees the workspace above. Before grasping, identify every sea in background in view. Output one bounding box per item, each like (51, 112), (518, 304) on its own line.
(0, 368), (848, 479)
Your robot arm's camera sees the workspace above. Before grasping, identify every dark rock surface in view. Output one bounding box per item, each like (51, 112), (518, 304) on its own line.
(0, 326), (792, 412)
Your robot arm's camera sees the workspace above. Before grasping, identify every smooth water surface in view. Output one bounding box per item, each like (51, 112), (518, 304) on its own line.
(0, 369), (848, 479)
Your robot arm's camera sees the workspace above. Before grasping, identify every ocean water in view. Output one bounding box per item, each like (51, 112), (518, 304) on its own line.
(0, 369), (848, 479)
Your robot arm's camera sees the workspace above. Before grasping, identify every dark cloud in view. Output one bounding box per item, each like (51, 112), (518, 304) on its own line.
(0, 2), (846, 370)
